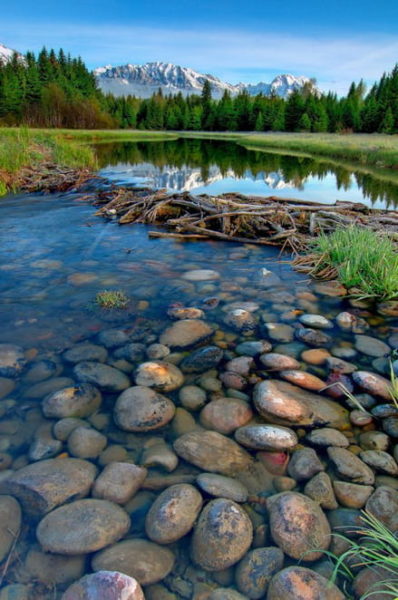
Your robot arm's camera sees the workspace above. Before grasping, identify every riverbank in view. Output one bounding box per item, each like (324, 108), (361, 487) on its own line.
(0, 129), (178, 195)
(1, 129), (398, 197)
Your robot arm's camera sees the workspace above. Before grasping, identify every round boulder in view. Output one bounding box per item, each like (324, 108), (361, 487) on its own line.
(134, 361), (184, 392)
(235, 424), (298, 451)
(0, 344), (26, 377)
(235, 546), (284, 599)
(267, 566), (345, 600)
(114, 386), (175, 432)
(61, 570), (144, 600)
(36, 499), (130, 554)
(0, 458), (97, 516)
(200, 398), (253, 434)
(74, 362), (130, 392)
(92, 539), (175, 586)
(42, 384), (102, 418)
(191, 498), (253, 570)
(145, 483), (203, 544)
(268, 492), (331, 561)
(159, 319), (213, 349)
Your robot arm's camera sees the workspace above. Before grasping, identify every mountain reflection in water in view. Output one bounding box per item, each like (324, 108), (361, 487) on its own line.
(95, 139), (398, 209)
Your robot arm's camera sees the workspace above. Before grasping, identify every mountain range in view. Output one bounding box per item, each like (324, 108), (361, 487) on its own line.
(94, 61), (314, 99)
(0, 42), (315, 99)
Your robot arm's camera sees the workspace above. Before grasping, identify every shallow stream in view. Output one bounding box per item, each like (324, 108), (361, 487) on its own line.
(0, 140), (397, 599)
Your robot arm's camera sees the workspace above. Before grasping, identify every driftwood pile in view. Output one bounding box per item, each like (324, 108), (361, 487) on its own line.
(17, 164), (95, 194)
(93, 186), (398, 252)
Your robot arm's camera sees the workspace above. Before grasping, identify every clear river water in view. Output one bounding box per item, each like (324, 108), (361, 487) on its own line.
(0, 139), (397, 599)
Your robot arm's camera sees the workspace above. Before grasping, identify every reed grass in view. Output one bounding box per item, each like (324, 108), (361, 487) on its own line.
(327, 511), (398, 599)
(310, 226), (398, 300)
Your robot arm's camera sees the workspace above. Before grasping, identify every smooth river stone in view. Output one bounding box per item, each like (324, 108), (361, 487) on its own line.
(181, 346), (223, 373)
(299, 314), (333, 329)
(37, 499), (130, 554)
(352, 371), (391, 400)
(134, 361), (184, 391)
(63, 343), (108, 364)
(267, 567), (345, 600)
(145, 483), (203, 544)
(253, 380), (349, 428)
(42, 383), (102, 418)
(0, 458), (97, 516)
(306, 428), (349, 448)
(268, 492), (331, 561)
(200, 397), (253, 434)
(354, 335), (390, 358)
(0, 377), (15, 399)
(0, 344), (26, 377)
(181, 269), (220, 281)
(234, 424), (298, 451)
(235, 546), (284, 599)
(114, 386), (175, 432)
(73, 362), (130, 392)
(327, 447), (375, 485)
(359, 450), (398, 476)
(0, 496), (22, 562)
(62, 571), (144, 600)
(160, 319), (214, 349)
(191, 498), (253, 571)
(173, 430), (252, 475)
(259, 353), (301, 370)
(279, 370), (326, 392)
(196, 473), (248, 502)
(92, 539), (175, 585)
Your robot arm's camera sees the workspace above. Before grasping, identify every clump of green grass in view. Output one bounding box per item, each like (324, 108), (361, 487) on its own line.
(94, 290), (130, 310)
(326, 511), (398, 599)
(310, 226), (398, 300)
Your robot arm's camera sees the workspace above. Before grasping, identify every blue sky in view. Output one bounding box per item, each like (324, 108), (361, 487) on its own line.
(2, 0), (398, 94)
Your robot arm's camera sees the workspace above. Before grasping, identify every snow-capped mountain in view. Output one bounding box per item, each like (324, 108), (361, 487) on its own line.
(94, 61), (315, 99)
(0, 43), (23, 64)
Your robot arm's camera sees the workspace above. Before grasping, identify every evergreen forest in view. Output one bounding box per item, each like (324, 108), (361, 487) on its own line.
(0, 48), (397, 133)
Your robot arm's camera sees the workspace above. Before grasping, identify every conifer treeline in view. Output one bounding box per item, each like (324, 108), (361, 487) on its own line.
(0, 48), (397, 133)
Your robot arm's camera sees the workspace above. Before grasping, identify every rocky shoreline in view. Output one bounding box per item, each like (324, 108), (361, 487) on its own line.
(0, 259), (398, 599)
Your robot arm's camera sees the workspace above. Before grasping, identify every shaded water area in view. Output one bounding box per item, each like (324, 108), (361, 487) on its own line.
(97, 138), (398, 209)
(0, 143), (398, 599)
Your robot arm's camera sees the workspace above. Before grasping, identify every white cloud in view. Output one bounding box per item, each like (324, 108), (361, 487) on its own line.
(2, 22), (397, 94)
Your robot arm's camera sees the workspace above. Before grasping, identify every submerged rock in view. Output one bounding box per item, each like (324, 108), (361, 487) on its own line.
(114, 386), (175, 432)
(354, 335), (390, 358)
(74, 361), (130, 392)
(235, 546), (284, 599)
(37, 499), (130, 554)
(61, 571), (144, 600)
(92, 539), (175, 586)
(173, 430), (252, 475)
(235, 424), (298, 451)
(196, 473), (248, 502)
(180, 346), (223, 373)
(0, 496), (21, 563)
(191, 498), (253, 570)
(268, 492), (331, 561)
(253, 380), (349, 428)
(42, 384), (102, 418)
(200, 397), (253, 434)
(135, 361), (184, 391)
(352, 371), (391, 400)
(267, 566), (345, 600)
(145, 483), (203, 544)
(160, 319), (213, 349)
(0, 344), (26, 377)
(327, 447), (375, 485)
(0, 458), (97, 516)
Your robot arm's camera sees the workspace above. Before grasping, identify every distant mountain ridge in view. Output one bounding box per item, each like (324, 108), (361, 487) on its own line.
(0, 43), (316, 99)
(0, 43), (23, 64)
(94, 61), (316, 99)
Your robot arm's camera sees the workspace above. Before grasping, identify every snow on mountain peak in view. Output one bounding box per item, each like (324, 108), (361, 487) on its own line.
(0, 43), (24, 64)
(94, 61), (315, 99)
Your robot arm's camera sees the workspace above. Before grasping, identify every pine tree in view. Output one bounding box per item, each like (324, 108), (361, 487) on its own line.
(379, 106), (394, 134)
